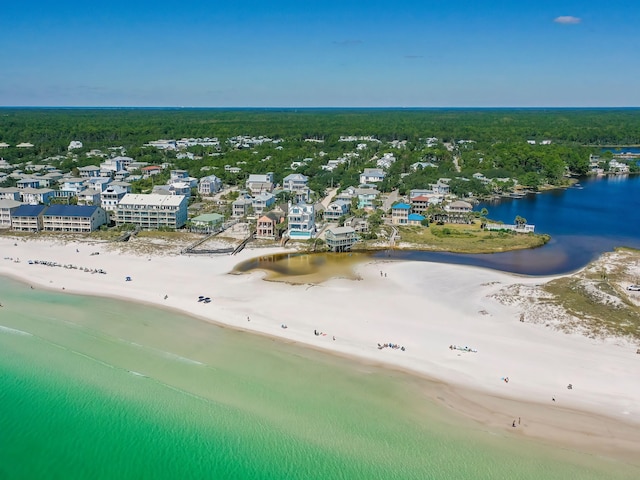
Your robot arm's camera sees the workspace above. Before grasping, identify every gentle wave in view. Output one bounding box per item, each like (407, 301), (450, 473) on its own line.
(0, 324), (33, 336)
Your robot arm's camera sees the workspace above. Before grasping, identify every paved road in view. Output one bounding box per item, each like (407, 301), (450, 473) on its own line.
(382, 189), (400, 211)
(320, 187), (339, 209)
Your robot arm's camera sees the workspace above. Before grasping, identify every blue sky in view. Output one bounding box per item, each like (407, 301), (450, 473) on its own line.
(1, 0), (638, 107)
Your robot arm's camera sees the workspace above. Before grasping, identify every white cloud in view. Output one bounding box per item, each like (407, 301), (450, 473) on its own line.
(554, 16), (581, 25)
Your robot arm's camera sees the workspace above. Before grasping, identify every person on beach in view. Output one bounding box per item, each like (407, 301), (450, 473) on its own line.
(512, 420), (516, 428)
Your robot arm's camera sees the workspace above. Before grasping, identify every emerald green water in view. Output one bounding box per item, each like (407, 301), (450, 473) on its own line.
(0, 277), (637, 479)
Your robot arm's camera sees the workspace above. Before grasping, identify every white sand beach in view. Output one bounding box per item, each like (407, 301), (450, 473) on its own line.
(1, 236), (639, 458)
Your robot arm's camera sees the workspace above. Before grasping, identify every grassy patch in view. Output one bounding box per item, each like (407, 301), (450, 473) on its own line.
(396, 221), (549, 254)
(544, 277), (640, 340)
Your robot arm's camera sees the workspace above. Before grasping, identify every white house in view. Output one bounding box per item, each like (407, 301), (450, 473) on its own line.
(0, 199), (22, 228)
(246, 173), (274, 194)
(359, 168), (386, 184)
(198, 175), (222, 195)
(324, 200), (350, 221)
(282, 173), (309, 192)
(78, 165), (102, 178)
(0, 187), (21, 201)
(77, 188), (102, 207)
(20, 187), (55, 205)
(115, 194), (188, 229)
(68, 140), (83, 150)
(251, 192), (275, 215)
(287, 203), (315, 239)
(100, 185), (128, 212)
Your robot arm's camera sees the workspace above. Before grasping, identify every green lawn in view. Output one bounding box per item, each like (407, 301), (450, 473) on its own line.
(396, 221), (550, 254)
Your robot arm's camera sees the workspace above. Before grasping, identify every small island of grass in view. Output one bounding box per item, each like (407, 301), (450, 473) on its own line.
(391, 220), (550, 254)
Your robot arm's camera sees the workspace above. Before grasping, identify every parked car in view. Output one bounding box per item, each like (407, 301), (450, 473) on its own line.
(627, 285), (640, 291)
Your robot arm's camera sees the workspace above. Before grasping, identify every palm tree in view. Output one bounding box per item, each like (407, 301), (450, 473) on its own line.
(514, 215), (527, 227)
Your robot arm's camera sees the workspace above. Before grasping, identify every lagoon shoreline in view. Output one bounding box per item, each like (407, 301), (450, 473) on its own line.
(1, 235), (639, 464)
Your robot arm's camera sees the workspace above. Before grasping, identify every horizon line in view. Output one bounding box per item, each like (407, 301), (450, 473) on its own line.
(1, 105), (640, 110)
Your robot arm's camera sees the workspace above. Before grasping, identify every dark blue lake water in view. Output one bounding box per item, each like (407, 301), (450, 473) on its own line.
(377, 175), (640, 275)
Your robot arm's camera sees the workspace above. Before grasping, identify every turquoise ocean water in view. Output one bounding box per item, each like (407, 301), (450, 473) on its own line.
(0, 276), (637, 479)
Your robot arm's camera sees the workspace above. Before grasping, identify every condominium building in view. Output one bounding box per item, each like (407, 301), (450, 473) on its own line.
(42, 205), (108, 233)
(0, 199), (21, 228)
(115, 194), (188, 229)
(11, 204), (47, 232)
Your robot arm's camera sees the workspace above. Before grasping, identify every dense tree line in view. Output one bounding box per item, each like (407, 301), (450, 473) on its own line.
(1, 108), (638, 199)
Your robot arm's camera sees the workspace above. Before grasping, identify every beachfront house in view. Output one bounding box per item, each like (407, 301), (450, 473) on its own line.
(100, 185), (128, 212)
(325, 226), (359, 252)
(42, 205), (108, 233)
(287, 203), (315, 239)
(324, 200), (350, 221)
(0, 199), (21, 228)
(115, 194), (188, 230)
(408, 213), (426, 226)
(409, 194), (443, 214)
(198, 175), (222, 196)
(251, 192), (275, 215)
(256, 211), (284, 240)
(11, 204), (47, 232)
(246, 173), (274, 194)
(444, 200), (473, 223)
(391, 203), (411, 225)
(232, 197), (253, 217)
(189, 213), (224, 233)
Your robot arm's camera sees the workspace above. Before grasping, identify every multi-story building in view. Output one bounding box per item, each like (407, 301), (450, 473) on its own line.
(325, 226), (359, 252)
(78, 165), (102, 178)
(287, 203), (315, 239)
(11, 204), (47, 232)
(20, 187), (55, 205)
(251, 192), (275, 215)
(232, 197), (253, 217)
(246, 173), (274, 194)
(77, 188), (102, 207)
(0, 187), (20, 201)
(198, 175), (222, 195)
(0, 199), (21, 228)
(43, 205), (108, 232)
(391, 203), (411, 225)
(101, 185), (128, 212)
(324, 200), (350, 221)
(256, 212), (284, 239)
(359, 168), (386, 184)
(282, 173), (309, 192)
(115, 194), (188, 230)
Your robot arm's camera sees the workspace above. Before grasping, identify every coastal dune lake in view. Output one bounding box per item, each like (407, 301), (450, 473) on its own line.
(237, 176), (640, 279)
(1, 277), (638, 479)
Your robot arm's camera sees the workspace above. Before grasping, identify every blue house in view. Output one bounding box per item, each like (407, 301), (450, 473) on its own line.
(391, 203), (411, 225)
(408, 213), (426, 225)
